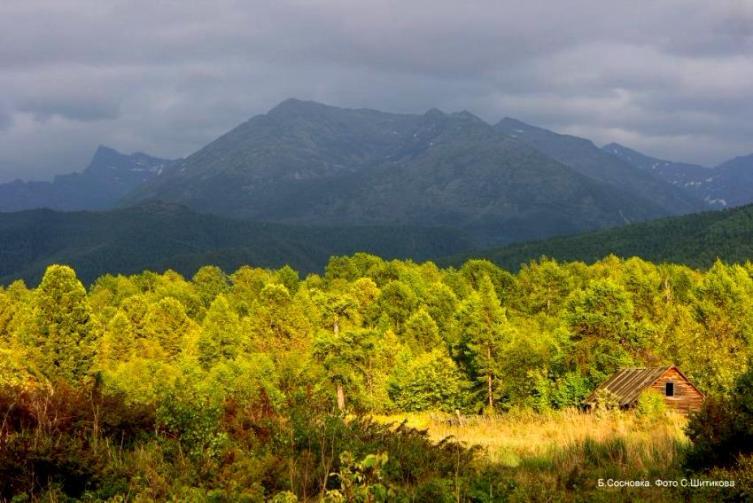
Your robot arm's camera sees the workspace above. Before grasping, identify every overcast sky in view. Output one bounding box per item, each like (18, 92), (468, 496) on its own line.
(1, 0), (752, 181)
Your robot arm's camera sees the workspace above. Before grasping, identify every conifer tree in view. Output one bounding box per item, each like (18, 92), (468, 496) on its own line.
(192, 265), (229, 308)
(99, 310), (135, 365)
(375, 280), (417, 333)
(197, 294), (242, 368)
(454, 275), (513, 411)
(24, 265), (99, 381)
(143, 296), (194, 359)
(404, 307), (442, 353)
(313, 328), (377, 412)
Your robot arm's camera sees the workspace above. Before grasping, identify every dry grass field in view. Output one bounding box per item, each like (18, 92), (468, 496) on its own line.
(373, 409), (688, 466)
(371, 409), (698, 501)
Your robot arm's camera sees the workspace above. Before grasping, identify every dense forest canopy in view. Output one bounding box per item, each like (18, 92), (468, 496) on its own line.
(445, 203), (753, 272)
(3, 254), (752, 412)
(2, 253), (753, 500)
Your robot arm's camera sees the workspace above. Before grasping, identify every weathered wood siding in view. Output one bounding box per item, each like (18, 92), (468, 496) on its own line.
(648, 368), (704, 415)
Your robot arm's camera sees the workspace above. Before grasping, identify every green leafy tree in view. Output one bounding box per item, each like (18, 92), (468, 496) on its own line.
(564, 278), (639, 382)
(691, 261), (753, 393)
(403, 307), (442, 353)
(388, 349), (468, 411)
(153, 269), (204, 319)
(325, 255), (360, 283)
(516, 258), (573, 314)
(686, 362), (753, 469)
(230, 266), (273, 307)
(314, 290), (359, 337)
(99, 310), (135, 366)
(251, 283), (310, 353)
(421, 282), (458, 341)
(120, 294), (150, 336)
(460, 259), (517, 305)
(374, 281), (417, 333)
(0, 290), (16, 343)
(349, 277), (380, 319)
(192, 265), (229, 309)
(275, 265), (300, 294)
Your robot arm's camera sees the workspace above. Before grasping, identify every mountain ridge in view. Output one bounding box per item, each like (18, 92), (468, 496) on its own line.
(494, 118), (706, 215)
(123, 99), (702, 246)
(603, 142), (753, 209)
(0, 146), (174, 212)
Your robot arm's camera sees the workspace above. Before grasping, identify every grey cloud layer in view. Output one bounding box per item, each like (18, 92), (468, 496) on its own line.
(1, 0), (751, 181)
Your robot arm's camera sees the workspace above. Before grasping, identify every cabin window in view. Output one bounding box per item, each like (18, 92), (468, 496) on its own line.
(665, 382), (674, 397)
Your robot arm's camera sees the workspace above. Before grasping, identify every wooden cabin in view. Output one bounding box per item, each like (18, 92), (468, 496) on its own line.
(585, 366), (704, 415)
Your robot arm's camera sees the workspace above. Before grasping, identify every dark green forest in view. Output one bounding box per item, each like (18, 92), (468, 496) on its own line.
(0, 202), (470, 285)
(448, 203), (753, 271)
(8, 200), (753, 292)
(2, 254), (753, 501)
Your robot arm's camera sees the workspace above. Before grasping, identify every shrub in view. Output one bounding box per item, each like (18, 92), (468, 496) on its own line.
(551, 371), (592, 409)
(635, 389), (667, 421)
(0, 382), (151, 501)
(685, 365), (753, 470)
(156, 390), (228, 462)
(591, 389), (620, 412)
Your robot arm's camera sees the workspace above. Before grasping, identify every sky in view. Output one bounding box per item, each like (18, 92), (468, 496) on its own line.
(1, 0), (752, 182)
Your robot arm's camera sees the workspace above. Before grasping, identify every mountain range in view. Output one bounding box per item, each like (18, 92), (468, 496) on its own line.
(0, 146), (174, 212)
(603, 143), (753, 209)
(2, 98), (753, 280)
(125, 99), (712, 246)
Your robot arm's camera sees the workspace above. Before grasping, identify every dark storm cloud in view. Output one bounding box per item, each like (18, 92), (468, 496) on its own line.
(1, 0), (752, 181)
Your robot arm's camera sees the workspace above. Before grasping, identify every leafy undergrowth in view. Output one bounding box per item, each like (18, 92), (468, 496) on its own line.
(0, 384), (749, 502)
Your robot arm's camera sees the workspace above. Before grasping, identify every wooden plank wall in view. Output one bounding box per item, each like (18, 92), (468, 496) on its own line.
(648, 368), (704, 415)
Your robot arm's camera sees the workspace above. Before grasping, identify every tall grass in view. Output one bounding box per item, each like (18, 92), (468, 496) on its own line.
(372, 409), (693, 500)
(374, 409), (688, 463)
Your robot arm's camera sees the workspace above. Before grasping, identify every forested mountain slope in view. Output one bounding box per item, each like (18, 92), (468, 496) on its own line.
(125, 99), (693, 245)
(0, 202), (471, 285)
(445, 203), (753, 270)
(495, 118), (705, 214)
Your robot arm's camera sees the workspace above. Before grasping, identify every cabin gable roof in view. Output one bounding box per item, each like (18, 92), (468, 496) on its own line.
(585, 366), (701, 407)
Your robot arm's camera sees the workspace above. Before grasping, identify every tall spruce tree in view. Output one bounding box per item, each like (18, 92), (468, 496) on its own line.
(313, 328), (377, 412)
(24, 265), (98, 381)
(454, 275), (513, 411)
(197, 294), (242, 368)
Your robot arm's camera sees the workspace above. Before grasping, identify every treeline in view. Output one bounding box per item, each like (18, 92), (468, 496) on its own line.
(2, 254), (753, 499)
(3, 253), (753, 412)
(446, 203), (753, 272)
